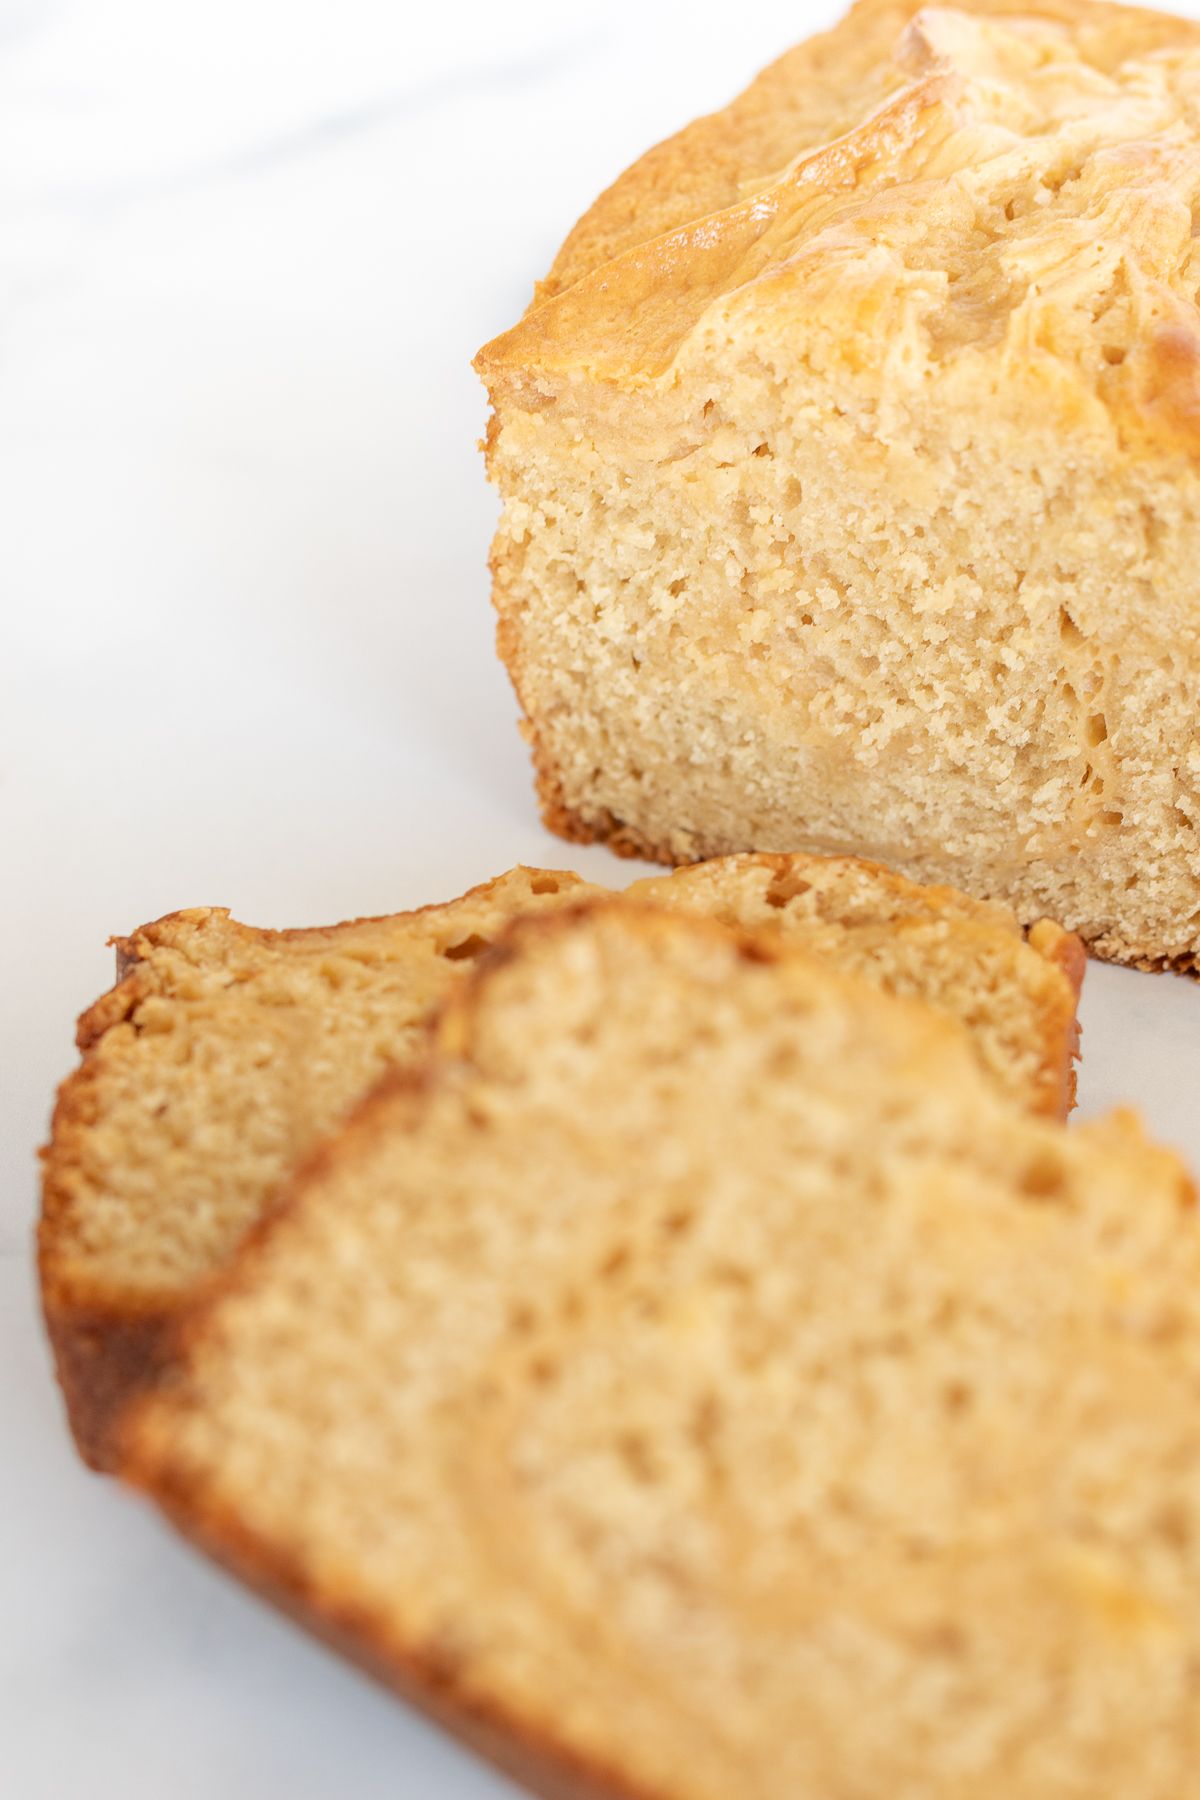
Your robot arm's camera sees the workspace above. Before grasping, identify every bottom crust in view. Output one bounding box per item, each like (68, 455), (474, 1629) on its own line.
(43, 1299), (174, 1473)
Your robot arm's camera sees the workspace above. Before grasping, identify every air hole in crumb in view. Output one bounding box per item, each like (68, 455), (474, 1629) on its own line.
(1020, 1151), (1067, 1199)
(529, 875), (561, 895)
(752, 442), (772, 458)
(921, 1621), (967, 1658)
(712, 1261), (752, 1290)
(765, 872), (814, 909)
(443, 934), (489, 962)
(1086, 713), (1108, 746)
(600, 1245), (631, 1282)
(668, 579), (687, 599)
(1154, 1502), (1192, 1553)
(617, 1431), (656, 1484)
(1102, 344), (1127, 365)
(1059, 607), (1084, 645)
(1099, 809), (1123, 827)
(691, 1392), (722, 1450)
(767, 1044), (800, 1078)
(1090, 774), (1105, 797)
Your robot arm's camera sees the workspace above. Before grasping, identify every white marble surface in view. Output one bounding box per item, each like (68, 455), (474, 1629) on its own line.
(3, 2), (1199, 1794)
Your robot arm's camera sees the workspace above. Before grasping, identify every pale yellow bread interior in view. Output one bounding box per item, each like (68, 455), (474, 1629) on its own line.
(124, 904), (1198, 1800)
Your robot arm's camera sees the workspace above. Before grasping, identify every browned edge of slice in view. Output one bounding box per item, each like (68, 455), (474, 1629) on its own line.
(1025, 917), (1086, 1114)
(40, 969), (180, 1470)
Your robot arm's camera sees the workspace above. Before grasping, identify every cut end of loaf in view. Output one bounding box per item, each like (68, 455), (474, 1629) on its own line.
(479, 0), (1200, 969)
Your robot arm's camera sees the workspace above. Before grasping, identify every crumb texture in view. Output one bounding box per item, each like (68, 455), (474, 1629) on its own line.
(128, 907), (1200, 1800)
(40, 854), (1077, 1330)
(478, 0), (1200, 966)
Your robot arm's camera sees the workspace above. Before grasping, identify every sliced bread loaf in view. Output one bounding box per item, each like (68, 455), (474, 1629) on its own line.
(477, 0), (1200, 968)
(123, 904), (1197, 1800)
(41, 853), (1081, 1468)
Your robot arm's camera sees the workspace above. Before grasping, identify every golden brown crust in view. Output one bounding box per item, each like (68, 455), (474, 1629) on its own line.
(1027, 920), (1087, 1114)
(43, 1301), (175, 1474)
(535, 0), (1199, 306)
(481, 0), (1200, 464)
(110, 866), (584, 971)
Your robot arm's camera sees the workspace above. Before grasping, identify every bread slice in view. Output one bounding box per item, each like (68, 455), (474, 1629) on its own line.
(476, 0), (1200, 969)
(40, 853), (1081, 1470)
(123, 904), (1198, 1800)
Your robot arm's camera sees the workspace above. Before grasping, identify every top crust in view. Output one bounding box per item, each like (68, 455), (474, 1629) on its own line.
(478, 0), (1200, 465)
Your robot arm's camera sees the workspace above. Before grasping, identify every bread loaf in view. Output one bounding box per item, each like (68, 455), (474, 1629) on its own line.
(123, 903), (1199, 1800)
(40, 853), (1081, 1468)
(476, 0), (1200, 968)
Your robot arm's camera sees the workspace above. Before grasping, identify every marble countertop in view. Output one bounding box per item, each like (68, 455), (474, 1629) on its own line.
(4, 2), (1199, 1795)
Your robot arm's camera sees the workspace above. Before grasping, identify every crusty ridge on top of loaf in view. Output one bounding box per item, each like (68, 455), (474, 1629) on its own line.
(40, 851), (1083, 1472)
(123, 903), (1196, 1800)
(476, 0), (1200, 969)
